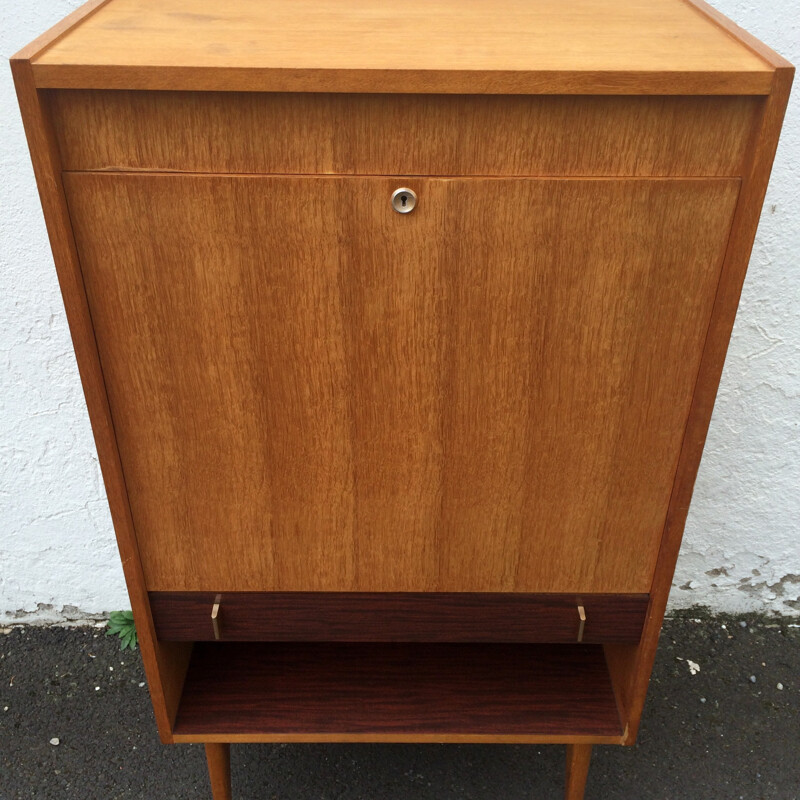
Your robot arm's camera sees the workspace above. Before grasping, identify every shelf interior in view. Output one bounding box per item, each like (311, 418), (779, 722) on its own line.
(172, 642), (624, 742)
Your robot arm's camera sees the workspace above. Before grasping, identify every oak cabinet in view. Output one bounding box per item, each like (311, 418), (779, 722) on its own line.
(12, 1), (792, 799)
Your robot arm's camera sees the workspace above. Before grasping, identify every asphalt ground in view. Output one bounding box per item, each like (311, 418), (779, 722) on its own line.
(0, 611), (797, 799)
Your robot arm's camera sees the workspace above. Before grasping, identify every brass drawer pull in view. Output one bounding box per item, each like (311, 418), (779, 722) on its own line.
(577, 605), (587, 643)
(211, 594), (222, 640)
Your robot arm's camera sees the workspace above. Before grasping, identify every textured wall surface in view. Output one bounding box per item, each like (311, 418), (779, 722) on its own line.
(1, 0), (798, 622)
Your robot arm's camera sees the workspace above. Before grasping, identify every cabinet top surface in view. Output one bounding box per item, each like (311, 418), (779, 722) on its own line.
(23, 0), (783, 94)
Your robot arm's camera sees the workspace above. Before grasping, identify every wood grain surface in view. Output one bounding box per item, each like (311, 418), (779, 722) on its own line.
(10, 0), (111, 63)
(149, 592), (648, 643)
(565, 743), (593, 800)
(173, 642), (623, 740)
(10, 53), (191, 745)
(28, 0), (772, 94)
(204, 743), (231, 800)
(63, 174), (738, 595)
(684, 0), (794, 70)
(48, 90), (756, 178)
(607, 64), (795, 745)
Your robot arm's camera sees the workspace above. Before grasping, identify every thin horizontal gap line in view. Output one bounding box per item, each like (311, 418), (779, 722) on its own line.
(62, 170), (742, 181)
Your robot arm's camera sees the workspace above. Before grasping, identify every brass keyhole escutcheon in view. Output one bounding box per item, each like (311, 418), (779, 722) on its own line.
(391, 187), (417, 214)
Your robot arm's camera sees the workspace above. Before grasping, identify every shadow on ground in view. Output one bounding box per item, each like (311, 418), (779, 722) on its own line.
(0, 612), (797, 799)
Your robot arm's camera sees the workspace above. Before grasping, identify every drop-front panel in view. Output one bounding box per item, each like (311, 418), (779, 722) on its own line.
(64, 173), (738, 594)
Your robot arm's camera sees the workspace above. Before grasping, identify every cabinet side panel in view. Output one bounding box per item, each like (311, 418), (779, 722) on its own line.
(10, 58), (189, 742)
(608, 66), (794, 743)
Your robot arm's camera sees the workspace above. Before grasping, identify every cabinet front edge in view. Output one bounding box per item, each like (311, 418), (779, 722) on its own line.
(28, 64), (775, 95)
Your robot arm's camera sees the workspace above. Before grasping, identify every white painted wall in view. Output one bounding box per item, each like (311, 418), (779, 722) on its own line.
(1, 1), (798, 622)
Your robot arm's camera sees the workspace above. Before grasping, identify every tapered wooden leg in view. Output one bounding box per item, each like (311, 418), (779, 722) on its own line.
(565, 744), (592, 800)
(205, 743), (232, 800)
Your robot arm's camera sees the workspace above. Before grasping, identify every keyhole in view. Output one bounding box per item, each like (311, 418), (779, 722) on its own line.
(391, 187), (417, 214)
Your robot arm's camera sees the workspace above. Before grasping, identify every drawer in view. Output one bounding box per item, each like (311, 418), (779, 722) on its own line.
(150, 592), (649, 644)
(48, 90), (758, 177)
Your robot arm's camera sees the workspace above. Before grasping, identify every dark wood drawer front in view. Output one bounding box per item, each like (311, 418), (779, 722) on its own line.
(150, 592), (648, 644)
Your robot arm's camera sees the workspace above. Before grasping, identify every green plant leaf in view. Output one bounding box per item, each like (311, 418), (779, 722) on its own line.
(106, 610), (138, 650)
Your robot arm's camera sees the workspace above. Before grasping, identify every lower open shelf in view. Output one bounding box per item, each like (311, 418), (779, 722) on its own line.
(171, 642), (624, 743)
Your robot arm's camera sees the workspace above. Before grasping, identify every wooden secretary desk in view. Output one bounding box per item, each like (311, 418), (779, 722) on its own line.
(12, 0), (792, 797)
